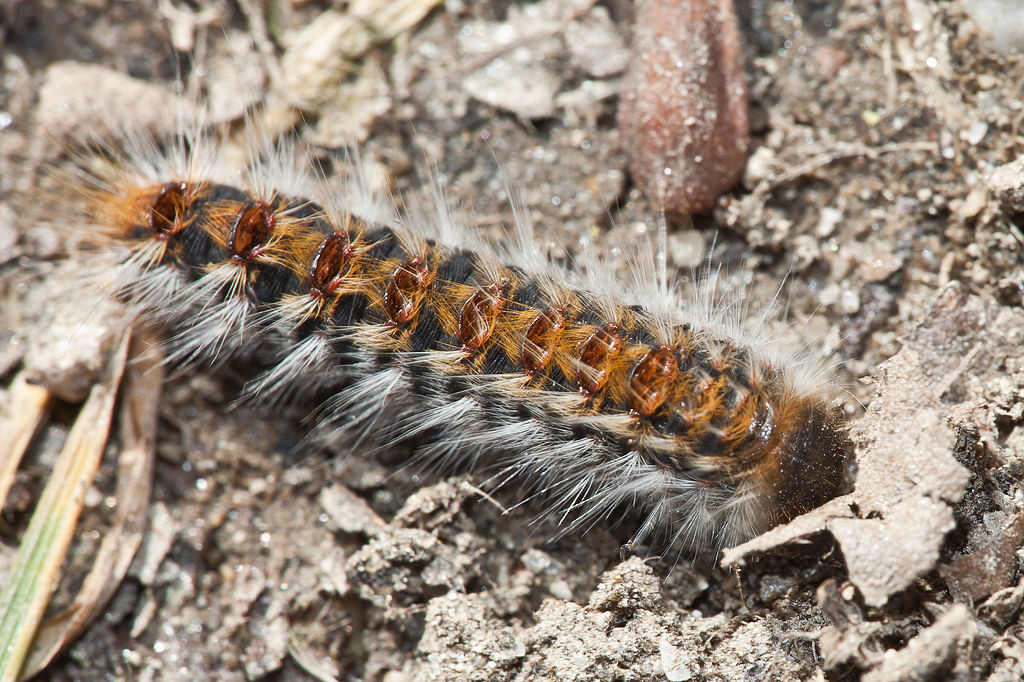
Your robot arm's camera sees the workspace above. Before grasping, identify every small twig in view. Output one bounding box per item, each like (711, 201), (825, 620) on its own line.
(752, 141), (938, 200)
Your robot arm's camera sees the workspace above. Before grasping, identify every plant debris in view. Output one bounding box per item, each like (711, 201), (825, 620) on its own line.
(2, 0), (1023, 680)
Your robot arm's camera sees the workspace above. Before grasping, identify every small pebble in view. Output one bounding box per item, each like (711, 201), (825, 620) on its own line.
(839, 288), (861, 315)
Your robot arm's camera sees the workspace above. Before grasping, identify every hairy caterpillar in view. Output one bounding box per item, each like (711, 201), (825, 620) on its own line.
(63, 110), (852, 560)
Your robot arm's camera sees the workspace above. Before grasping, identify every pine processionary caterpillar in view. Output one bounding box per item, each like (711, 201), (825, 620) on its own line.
(60, 109), (853, 560)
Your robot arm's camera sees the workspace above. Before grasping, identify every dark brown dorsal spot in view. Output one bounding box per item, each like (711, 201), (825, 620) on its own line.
(229, 201), (275, 261)
(458, 283), (505, 352)
(383, 257), (431, 326)
(521, 307), (566, 377)
(576, 323), (623, 398)
(628, 345), (678, 417)
(309, 231), (352, 293)
(149, 182), (189, 236)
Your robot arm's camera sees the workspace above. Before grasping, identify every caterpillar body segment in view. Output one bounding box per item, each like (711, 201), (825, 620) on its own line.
(76, 128), (853, 557)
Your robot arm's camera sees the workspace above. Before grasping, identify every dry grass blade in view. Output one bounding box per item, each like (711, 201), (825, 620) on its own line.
(0, 373), (52, 510)
(0, 331), (130, 682)
(21, 330), (164, 678)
